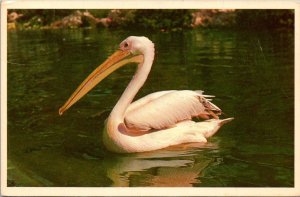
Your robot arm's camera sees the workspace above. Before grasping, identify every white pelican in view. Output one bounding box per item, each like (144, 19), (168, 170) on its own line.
(59, 36), (233, 153)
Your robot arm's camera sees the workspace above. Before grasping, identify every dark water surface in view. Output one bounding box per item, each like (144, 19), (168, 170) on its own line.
(7, 28), (294, 187)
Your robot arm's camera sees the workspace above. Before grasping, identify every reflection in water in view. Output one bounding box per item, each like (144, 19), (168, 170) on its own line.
(106, 143), (216, 186)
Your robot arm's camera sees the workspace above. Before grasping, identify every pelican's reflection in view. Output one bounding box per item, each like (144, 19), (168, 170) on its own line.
(106, 142), (218, 186)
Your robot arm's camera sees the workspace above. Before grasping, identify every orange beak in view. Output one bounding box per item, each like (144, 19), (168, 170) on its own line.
(59, 50), (144, 115)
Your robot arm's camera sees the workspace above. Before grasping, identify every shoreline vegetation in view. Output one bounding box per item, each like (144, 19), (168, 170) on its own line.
(8, 9), (294, 31)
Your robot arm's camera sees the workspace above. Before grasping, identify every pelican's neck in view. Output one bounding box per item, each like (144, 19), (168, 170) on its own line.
(110, 48), (154, 122)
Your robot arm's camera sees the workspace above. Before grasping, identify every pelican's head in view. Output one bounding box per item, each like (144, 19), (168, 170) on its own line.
(120, 36), (154, 55)
(59, 36), (152, 115)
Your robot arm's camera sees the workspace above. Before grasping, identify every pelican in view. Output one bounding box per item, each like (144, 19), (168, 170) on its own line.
(59, 36), (233, 153)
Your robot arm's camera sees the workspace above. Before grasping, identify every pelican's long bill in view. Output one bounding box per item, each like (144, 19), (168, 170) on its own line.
(59, 50), (144, 115)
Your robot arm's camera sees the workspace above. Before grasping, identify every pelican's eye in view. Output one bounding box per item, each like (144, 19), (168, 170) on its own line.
(120, 41), (130, 51)
(124, 42), (129, 49)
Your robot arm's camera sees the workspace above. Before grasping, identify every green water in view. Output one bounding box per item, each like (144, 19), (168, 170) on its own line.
(7, 28), (294, 187)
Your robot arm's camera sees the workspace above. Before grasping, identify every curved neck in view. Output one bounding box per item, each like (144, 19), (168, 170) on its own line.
(110, 50), (154, 121)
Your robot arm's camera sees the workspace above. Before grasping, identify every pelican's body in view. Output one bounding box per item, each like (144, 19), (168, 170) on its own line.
(59, 36), (233, 153)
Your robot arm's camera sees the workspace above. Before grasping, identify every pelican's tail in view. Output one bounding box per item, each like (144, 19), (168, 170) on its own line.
(202, 117), (234, 138)
(218, 117), (234, 126)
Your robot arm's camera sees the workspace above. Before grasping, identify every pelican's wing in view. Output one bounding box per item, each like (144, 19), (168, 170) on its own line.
(124, 90), (221, 132)
(126, 90), (175, 114)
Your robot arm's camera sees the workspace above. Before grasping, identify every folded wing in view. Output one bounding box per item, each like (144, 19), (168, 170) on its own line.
(124, 90), (221, 132)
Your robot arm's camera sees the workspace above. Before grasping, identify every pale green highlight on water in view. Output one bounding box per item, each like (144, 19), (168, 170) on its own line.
(7, 28), (294, 187)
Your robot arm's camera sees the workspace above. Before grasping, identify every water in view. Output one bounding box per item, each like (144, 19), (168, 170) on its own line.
(7, 28), (294, 187)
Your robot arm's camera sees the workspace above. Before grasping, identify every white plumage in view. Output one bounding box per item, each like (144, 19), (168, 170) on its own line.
(125, 90), (221, 132)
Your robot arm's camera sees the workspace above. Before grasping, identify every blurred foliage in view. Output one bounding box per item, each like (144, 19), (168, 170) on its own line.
(235, 9), (294, 29)
(8, 9), (110, 29)
(108, 9), (193, 31)
(192, 9), (237, 28)
(135, 10), (193, 30)
(9, 9), (73, 25)
(8, 9), (193, 31)
(7, 9), (294, 31)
